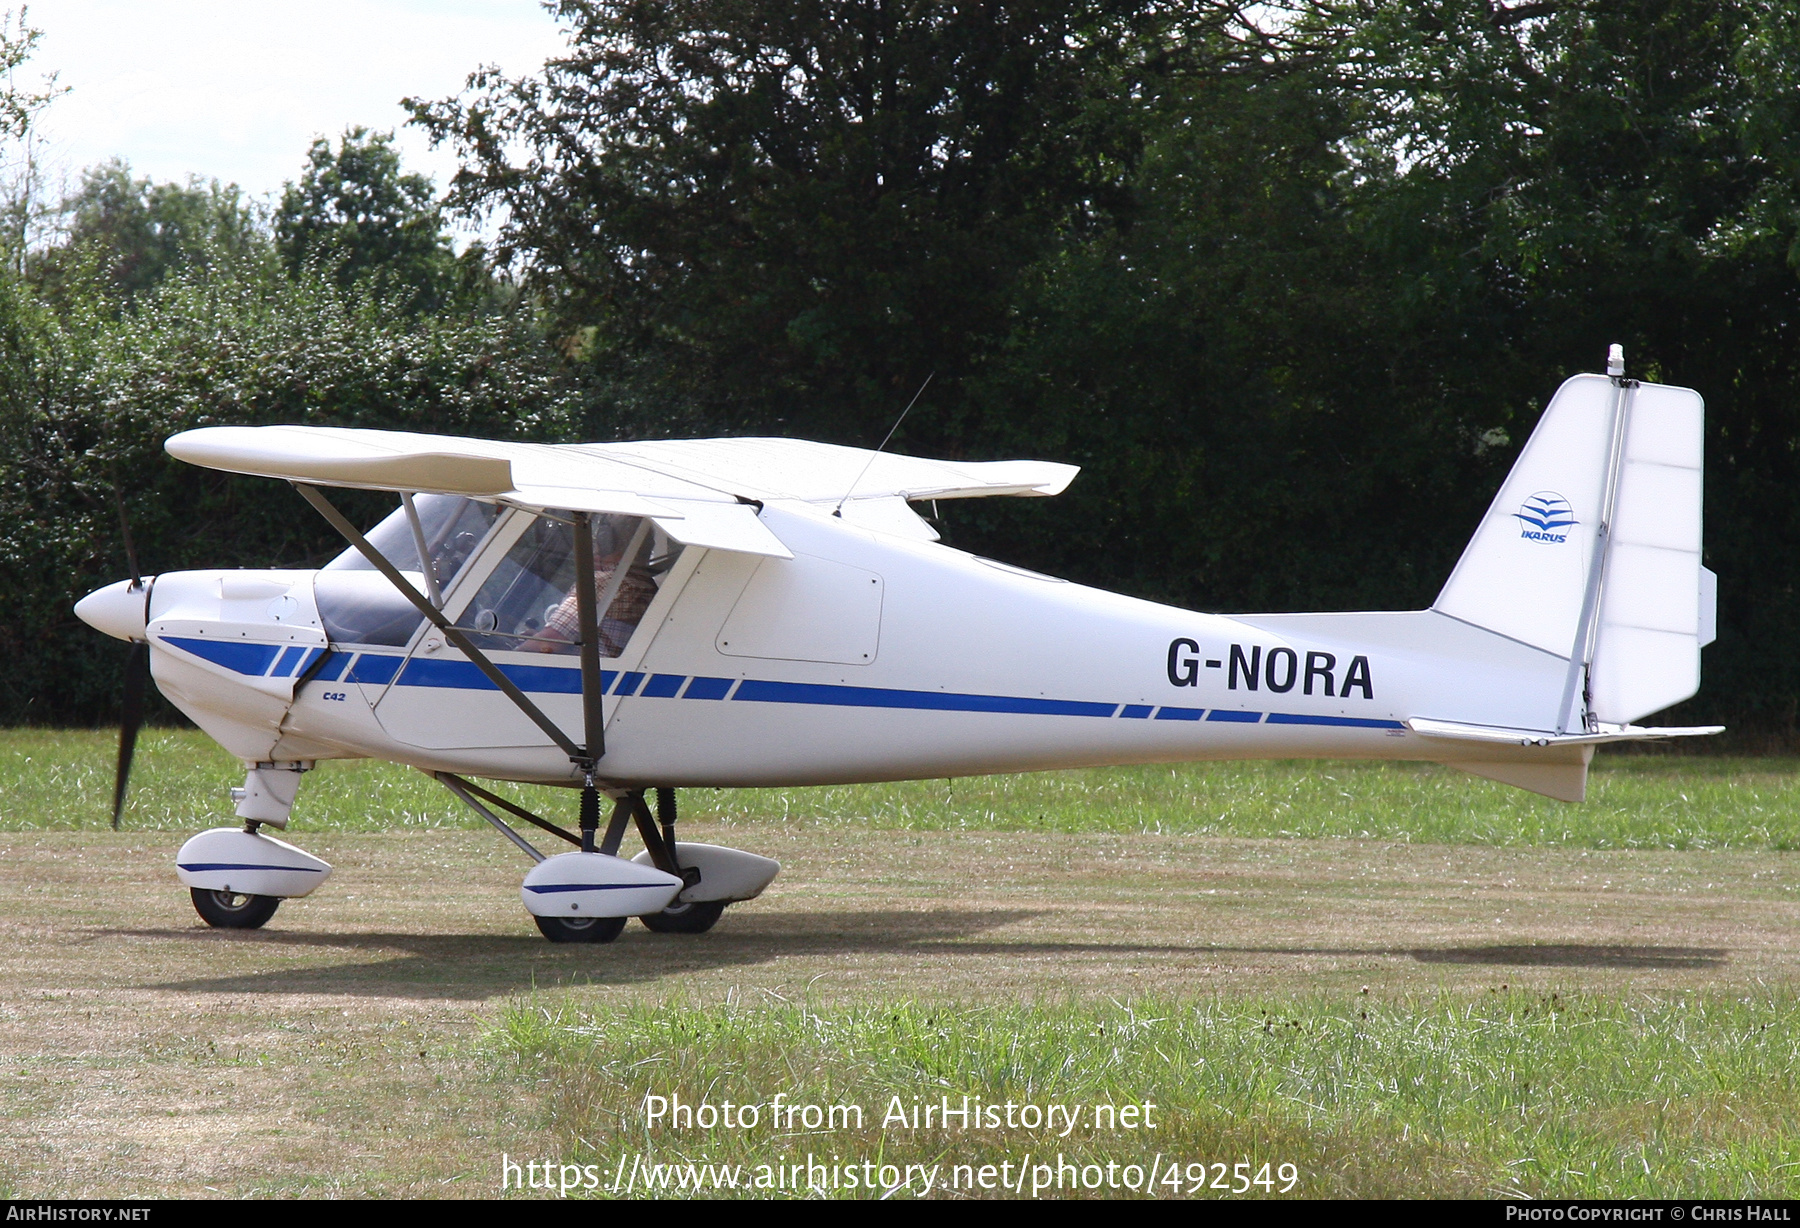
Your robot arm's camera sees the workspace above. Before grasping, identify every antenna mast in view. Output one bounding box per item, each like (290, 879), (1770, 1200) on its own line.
(833, 372), (934, 518)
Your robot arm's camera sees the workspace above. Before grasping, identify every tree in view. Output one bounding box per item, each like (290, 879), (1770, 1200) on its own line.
(408, 0), (1800, 736)
(275, 127), (462, 314)
(29, 161), (260, 308)
(408, 0), (1243, 443)
(1311, 0), (1800, 734)
(0, 7), (66, 270)
(0, 247), (580, 724)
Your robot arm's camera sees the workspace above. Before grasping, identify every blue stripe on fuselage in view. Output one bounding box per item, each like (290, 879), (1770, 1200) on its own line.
(160, 641), (1404, 731)
(733, 679), (1118, 719)
(162, 636), (284, 676)
(393, 656), (606, 695)
(1265, 712), (1405, 729)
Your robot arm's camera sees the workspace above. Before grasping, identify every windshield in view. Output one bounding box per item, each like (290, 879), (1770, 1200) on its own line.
(322, 494), (498, 590)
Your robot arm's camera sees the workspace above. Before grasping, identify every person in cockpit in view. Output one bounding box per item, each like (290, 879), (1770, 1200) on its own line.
(523, 521), (658, 656)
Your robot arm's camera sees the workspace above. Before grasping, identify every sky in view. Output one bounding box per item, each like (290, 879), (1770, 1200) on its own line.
(19, 0), (569, 230)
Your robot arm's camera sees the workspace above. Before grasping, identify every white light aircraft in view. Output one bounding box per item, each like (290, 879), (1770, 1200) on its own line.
(75, 349), (1720, 942)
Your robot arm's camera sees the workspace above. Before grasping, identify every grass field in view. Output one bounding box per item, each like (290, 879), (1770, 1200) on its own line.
(499, 992), (1800, 1199)
(1, 729), (1798, 1198)
(9, 728), (1800, 849)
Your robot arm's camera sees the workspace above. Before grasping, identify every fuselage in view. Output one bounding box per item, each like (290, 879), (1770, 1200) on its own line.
(114, 498), (1570, 790)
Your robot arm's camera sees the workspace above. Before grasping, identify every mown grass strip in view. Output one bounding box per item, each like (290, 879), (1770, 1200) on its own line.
(7, 729), (1798, 851)
(489, 991), (1800, 1200)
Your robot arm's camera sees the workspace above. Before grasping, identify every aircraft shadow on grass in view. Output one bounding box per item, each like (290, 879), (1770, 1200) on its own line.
(100, 911), (1728, 1000)
(111, 908), (1045, 999)
(1408, 944), (1727, 970)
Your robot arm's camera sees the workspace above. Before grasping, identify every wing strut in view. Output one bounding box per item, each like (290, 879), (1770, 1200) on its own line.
(292, 483), (586, 763)
(571, 511), (614, 848)
(571, 513), (607, 765)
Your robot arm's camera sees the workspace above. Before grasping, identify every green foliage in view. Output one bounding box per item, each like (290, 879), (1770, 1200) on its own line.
(1313, 0), (1800, 732)
(948, 56), (1513, 613)
(30, 161), (261, 308)
(0, 240), (579, 724)
(408, 0), (1237, 441)
(7, 0), (1800, 736)
(275, 127), (466, 314)
(406, 0), (1800, 736)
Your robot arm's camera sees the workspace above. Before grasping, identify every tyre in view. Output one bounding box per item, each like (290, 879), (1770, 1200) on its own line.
(534, 913), (627, 943)
(639, 899), (725, 934)
(190, 888), (281, 930)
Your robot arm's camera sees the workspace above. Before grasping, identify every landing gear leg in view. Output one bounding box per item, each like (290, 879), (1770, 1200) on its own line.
(579, 781), (600, 852)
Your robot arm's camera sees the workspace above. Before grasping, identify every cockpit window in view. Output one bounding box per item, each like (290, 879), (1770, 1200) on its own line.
(314, 495), (500, 647)
(456, 513), (682, 657)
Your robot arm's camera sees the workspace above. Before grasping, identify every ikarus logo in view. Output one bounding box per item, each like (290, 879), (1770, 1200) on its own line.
(1515, 492), (1575, 543)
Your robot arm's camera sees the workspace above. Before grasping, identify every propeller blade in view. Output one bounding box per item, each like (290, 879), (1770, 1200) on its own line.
(112, 640), (149, 830)
(114, 487), (141, 587)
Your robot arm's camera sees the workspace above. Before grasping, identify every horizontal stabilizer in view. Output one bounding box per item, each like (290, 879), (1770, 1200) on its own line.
(1408, 717), (1724, 747)
(1414, 718), (1721, 802)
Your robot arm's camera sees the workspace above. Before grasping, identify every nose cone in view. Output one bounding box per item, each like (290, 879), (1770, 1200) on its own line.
(75, 578), (151, 642)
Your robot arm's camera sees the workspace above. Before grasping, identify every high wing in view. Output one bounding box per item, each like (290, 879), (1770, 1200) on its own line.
(590, 437), (1078, 502)
(164, 426), (1080, 555)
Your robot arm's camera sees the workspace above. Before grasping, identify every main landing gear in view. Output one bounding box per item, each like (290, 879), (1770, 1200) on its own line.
(435, 777), (780, 944)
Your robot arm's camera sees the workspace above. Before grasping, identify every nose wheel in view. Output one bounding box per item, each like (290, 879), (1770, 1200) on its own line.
(190, 888), (281, 930)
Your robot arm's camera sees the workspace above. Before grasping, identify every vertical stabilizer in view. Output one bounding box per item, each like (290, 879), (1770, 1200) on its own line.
(1434, 375), (1618, 658)
(1433, 371), (1708, 730)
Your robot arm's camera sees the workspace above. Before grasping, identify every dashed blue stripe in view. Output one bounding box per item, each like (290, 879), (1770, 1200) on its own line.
(640, 673), (685, 698)
(684, 676), (734, 700)
(269, 645), (306, 677)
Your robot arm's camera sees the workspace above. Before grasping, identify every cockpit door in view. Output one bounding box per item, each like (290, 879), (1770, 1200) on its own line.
(368, 509), (687, 750)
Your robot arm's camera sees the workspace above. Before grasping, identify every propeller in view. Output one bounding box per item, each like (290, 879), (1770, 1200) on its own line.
(110, 489), (150, 830)
(112, 640), (149, 829)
